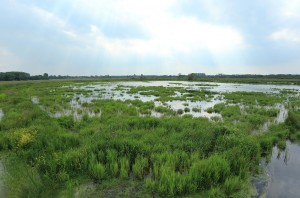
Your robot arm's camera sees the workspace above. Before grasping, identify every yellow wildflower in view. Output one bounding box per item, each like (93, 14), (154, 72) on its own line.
(18, 128), (34, 147)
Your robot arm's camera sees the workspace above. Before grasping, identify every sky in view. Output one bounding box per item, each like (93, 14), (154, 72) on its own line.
(0, 0), (300, 75)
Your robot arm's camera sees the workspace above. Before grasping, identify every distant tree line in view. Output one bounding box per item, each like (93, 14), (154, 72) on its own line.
(212, 74), (300, 79)
(0, 72), (49, 81)
(48, 75), (105, 79)
(1, 71), (300, 81)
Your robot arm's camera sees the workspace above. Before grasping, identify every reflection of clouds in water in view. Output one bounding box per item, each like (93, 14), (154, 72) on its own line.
(253, 141), (300, 198)
(119, 81), (300, 93)
(275, 104), (289, 123)
(266, 141), (300, 198)
(165, 98), (223, 119)
(31, 96), (39, 104)
(252, 104), (289, 135)
(75, 81), (224, 119)
(70, 81), (297, 119)
(31, 81), (299, 120)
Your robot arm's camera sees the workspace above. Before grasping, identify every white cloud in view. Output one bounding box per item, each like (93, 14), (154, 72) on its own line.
(88, 17), (244, 57)
(144, 16), (243, 53)
(65, 0), (245, 56)
(62, 30), (79, 39)
(7, 0), (300, 74)
(31, 6), (65, 28)
(4, 0), (244, 61)
(281, 0), (300, 18)
(30, 5), (82, 41)
(270, 29), (300, 42)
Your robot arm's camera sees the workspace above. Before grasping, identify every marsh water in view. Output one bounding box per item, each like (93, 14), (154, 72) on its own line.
(54, 81), (299, 120)
(30, 81), (300, 197)
(0, 109), (4, 121)
(252, 141), (300, 198)
(266, 141), (300, 198)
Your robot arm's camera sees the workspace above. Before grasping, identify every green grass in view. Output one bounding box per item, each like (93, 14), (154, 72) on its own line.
(0, 79), (299, 197)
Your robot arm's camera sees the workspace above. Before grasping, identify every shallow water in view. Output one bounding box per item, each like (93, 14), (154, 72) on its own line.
(165, 98), (223, 118)
(265, 141), (300, 198)
(31, 96), (39, 104)
(72, 81), (299, 119)
(31, 81), (300, 120)
(71, 83), (224, 118)
(0, 109), (3, 121)
(252, 104), (289, 134)
(113, 81), (300, 93)
(252, 141), (300, 198)
(275, 104), (289, 123)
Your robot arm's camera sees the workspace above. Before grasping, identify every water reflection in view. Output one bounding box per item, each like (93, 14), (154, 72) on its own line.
(0, 109), (3, 121)
(265, 141), (300, 198)
(31, 81), (300, 121)
(252, 104), (289, 134)
(73, 81), (299, 120)
(62, 82), (226, 119)
(111, 81), (300, 93)
(31, 96), (39, 104)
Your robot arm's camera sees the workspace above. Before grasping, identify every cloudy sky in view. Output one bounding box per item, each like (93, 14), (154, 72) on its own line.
(1, 0), (300, 75)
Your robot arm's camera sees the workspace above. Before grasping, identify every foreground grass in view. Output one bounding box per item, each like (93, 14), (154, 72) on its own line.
(0, 79), (299, 197)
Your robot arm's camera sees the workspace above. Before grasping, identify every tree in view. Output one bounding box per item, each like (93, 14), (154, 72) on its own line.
(0, 72), (30, 81)
(43, 73), (49, 80)
(187, 73), (196, 81)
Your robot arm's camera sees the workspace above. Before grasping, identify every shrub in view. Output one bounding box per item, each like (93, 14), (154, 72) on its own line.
(177, 109), (184, 115)
(184, 107), (190, 113)
(192, 107), (201, 112)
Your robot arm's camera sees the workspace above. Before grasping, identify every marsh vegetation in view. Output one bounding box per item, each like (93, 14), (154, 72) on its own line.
(0, 80), (300, 197)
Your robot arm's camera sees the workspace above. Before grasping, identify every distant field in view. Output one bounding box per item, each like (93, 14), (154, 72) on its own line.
(0, 79), (300, 197)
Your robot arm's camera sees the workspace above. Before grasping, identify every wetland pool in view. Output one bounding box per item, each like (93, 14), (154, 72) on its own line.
(253, 141), (300, 198)
(266, 141), (300, 198)
(0, 109), (4, 121)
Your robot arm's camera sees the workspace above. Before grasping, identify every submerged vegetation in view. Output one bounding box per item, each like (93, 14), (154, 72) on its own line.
(0, 79), (299, 197)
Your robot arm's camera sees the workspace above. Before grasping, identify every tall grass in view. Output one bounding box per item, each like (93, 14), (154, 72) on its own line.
(0, 79), (298, 197)
(132, 155), (148, 179)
